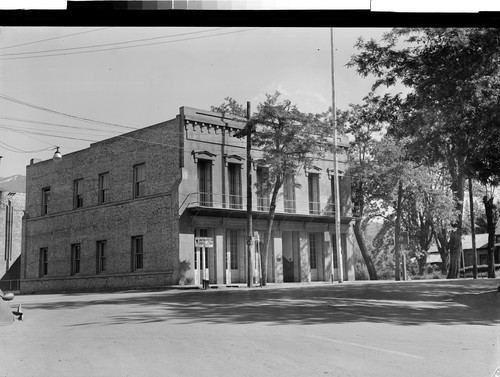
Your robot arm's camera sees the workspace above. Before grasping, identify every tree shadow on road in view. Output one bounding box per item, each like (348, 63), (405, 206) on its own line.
(24, 280), (500, 327)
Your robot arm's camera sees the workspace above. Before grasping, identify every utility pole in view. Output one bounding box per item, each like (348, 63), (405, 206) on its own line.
(246, 101), (254, 287)
(331, 28), (343, 283)
(469, 177), (478, 279)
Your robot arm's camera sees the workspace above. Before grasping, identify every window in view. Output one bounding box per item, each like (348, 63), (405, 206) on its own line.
(98, 172), (110, 205)
(308, 173), (320, 215)
(198, 159), (213, 206)
(42, 187), (50, 215)
(74, 179), (84, 209)
(228, 230), (239, 270)
(331, 175), (351, 216)
(132, 236), (144, 271)
(71, 244), (81, 275)
(309, 234), (317, 269)
(256, 167), (270, 211)
(228, 163), (242, 209)
(39, 248), (48, 277)
(133, 164), (146, 198)
(283, 174), (296, 213)
(495, 235), (500, 244)
(96, 240), (107, 274)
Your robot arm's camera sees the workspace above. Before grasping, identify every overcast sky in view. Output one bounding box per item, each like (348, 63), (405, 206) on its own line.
(0, 27), (400, 177)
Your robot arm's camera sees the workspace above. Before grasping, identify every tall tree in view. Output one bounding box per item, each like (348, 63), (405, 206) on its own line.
(402, 165), (457, 275)
(338, 93), (394, 280)
(348, 28), (500, 278)
(213, 93), (328, 285)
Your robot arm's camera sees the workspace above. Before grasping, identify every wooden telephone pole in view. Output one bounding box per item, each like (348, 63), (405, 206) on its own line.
(246, 101), (254, 287)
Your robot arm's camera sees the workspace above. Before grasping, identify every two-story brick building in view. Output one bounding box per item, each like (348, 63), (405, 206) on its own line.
(22, 106), (354, 293)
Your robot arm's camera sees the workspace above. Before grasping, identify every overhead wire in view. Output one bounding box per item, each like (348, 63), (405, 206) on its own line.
(0, 28), (259, 61)
(0, 27), (109, 50)
(0, 93), (138, 130)
(0, 139), (53, 154)
(0, 27), (225, 57)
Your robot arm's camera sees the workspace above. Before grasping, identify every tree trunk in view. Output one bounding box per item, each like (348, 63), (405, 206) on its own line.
(417, 255), (427, 275)
(394, 180), (403, 281)
(446, 155), (465, 279)
(261, 177), (282, 286)
(447, 230), (463, 279)
(483, 195), (497, 279)
(353, 219), (378, 280)
(434, 228), (450, 275)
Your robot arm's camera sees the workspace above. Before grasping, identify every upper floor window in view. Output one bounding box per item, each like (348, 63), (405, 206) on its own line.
(197, 159), (213, 206)
(331, 175), (351, 216)
(133, 164), (146, 198)
(308, 173), (320, 215)
(98, 172), (110, 205)
(39, 247), (48, 277)
(283, 174), (296, 213)
(71, 243), (81, 275)
(228, 163), (242, 209)
(74, 179), (84, 209)
(256, 167), (270, 211)
(41, 187), (50, 215)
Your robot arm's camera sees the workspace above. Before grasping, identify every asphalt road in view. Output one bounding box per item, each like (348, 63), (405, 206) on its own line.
(1, 279), (499, 377)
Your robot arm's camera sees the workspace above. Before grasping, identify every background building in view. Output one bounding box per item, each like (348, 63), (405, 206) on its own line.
(0, 191), (25, 291)
(22, 107), (354, 293)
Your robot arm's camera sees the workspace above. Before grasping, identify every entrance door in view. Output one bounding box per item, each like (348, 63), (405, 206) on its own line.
(282, 231), (295, 282)
(283, 257), (294, 282)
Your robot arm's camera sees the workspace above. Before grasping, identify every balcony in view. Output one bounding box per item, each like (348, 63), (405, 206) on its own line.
(180, 192), (352, 224)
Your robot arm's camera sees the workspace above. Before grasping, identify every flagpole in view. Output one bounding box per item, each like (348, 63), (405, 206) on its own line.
(331, 28), (343, 283)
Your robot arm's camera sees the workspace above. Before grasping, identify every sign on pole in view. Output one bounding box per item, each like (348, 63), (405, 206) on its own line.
(195, 237), (213, 248)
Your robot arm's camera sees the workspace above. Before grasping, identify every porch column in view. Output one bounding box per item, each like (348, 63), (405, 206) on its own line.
(215, 228), (225, 285)
(273, 231), (283, 283)
(343, 225), (355, 281)
(299, 231), (311, 282)
(323, 231), (333, 282)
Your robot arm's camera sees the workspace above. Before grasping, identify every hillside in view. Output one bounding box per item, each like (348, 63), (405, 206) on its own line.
(0, 175), (26, 193)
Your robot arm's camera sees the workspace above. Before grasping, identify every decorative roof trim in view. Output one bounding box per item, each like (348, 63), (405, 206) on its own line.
(192, 150), (216, 164)
(224, 154), (245, 167)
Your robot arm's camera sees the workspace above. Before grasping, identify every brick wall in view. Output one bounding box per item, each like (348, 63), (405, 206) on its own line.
(22, 119), (182, 293)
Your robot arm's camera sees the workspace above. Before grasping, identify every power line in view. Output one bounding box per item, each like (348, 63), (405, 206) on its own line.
(0, 28), (259, 61)
(0, 115), (131, 134)
(0, 27), (225, 57)
(0, 28), (109, 50)
(0, 140), (52, 154)
(0, 93), (138, 130)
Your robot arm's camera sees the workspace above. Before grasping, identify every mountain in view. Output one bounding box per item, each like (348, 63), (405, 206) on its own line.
(0, 175), (26, 193)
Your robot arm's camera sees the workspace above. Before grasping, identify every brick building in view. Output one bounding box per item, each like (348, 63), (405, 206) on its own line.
(0, 191), (25, 290)
(22, 107), (354, 293)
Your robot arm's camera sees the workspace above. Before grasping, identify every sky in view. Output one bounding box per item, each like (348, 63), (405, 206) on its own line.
(0, 27), (401, 177)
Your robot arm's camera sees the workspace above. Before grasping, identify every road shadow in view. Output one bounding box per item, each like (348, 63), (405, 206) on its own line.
(24, 279), (500, 327)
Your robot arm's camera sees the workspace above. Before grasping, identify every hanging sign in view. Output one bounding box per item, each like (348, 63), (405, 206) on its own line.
(195, 237), (213, 248)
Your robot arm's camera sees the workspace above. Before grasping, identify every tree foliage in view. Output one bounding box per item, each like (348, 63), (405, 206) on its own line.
(212, 92), (329, 285)
(348, 28), (500, 278)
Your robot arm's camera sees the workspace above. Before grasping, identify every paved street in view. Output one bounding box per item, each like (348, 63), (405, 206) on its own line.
(1, 279), (499, 377)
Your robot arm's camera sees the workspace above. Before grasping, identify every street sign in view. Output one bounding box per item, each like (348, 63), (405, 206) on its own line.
(195, 237), (213, 248)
